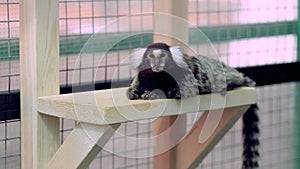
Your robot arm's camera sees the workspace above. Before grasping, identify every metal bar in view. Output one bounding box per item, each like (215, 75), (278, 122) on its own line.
(296, 3), (300, 168)
(0, 21), (296, 61)
(298, 0), (300, 61)
(296, 82), (300, 169)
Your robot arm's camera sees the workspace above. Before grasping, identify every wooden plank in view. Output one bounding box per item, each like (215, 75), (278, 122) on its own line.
(45, 123), (120, 169)
(175, 106), (250, 169)
(20, 0), (60, 168)
(37, 87), (256, 125)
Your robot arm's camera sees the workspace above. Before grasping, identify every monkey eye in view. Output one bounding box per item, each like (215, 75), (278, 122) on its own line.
(160, 53), (166, 57)
(148, 54), (155, 58)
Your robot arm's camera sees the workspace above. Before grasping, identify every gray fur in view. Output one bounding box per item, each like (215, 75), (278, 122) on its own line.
(184, 54), (256, 94)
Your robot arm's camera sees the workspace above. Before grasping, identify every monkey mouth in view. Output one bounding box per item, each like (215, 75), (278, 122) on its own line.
(152, 67), (163, 72)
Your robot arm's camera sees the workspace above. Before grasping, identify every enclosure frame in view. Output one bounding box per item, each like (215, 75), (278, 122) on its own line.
(20, 0), (256, 169)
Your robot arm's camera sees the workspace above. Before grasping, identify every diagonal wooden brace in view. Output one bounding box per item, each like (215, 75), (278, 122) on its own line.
(152, 105), (250, 169)
(175, 106), (250, 169)
(45, 121), (120, 169)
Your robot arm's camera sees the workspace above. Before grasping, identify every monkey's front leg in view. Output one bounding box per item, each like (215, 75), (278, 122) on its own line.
(127, 75), (143, 99)
(127, 87), (141, 99)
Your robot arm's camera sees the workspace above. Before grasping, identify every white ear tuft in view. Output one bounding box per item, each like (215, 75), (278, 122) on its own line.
(170, 46), (188, 68)
(130, 48), (147, 69)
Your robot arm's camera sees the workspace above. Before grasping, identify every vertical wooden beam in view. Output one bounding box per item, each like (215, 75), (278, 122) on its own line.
(20, 0), (60, 169)
(153, 0), (188, 47)
(152, 0), (188, 169)
(153, 115), (186, 169)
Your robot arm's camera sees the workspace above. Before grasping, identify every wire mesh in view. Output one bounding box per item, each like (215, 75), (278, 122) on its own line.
(59, 0), (153, 87)
(192, 82), (300, 169)
(0, 119), (21, 169)
(0, 1), (21, 168)
(0, 0), (299, 168)
(188, 0), (297, 26)
(0, 0), (20, 92)
(188, 0), (297, 67)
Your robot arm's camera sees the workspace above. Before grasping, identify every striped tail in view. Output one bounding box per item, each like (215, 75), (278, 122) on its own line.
(242, 104), (260, 169)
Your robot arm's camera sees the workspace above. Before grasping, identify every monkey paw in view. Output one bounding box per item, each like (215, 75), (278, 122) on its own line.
(167, 88), (181, 99)
(141, 90), (166, 100)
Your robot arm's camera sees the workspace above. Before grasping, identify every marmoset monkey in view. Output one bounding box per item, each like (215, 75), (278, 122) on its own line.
(127, 43), (259, 169)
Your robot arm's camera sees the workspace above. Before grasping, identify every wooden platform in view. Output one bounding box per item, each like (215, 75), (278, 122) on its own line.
(37, 87), (256, 125)
(35, 87), (257, 169)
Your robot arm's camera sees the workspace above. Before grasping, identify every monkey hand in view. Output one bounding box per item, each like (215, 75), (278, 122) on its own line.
(141, 89), (166, 100)
(167, 88), (181, 99)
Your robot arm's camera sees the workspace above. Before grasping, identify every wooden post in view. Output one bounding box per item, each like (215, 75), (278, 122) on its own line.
(20, 0), (60, 168)
(152, 0), (188, 168)
(153, 0), (188, 47)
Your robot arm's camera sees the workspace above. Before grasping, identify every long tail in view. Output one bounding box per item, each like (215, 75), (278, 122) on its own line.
(242, 104), (260, 169)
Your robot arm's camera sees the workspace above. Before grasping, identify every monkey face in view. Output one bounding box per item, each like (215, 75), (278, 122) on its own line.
(146, 49), (169, 72)
(130, 43), (188, 72)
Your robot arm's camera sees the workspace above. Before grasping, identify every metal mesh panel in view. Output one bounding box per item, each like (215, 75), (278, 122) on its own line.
(0, 119), (21, 169)
(0, 1), (21, 168)
(188, 0), (297, 26)
(0, 0), (20, 92)
(59, 0), (153, 86)
(188, 0), (297, 67)
(213, 35), (297, 67)
(191, 82), (300, 169)
(58, 1), (154, 168)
